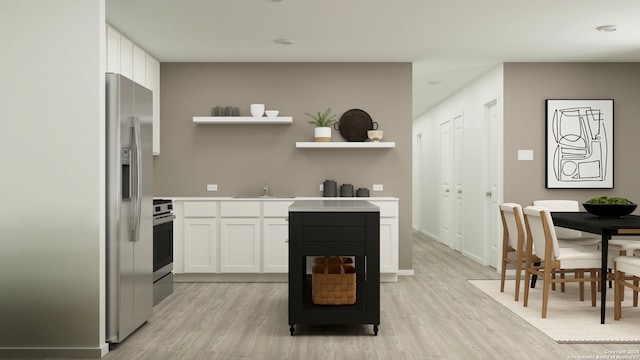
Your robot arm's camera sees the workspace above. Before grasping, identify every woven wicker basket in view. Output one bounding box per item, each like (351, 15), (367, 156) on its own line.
(312, 257), (356, 305)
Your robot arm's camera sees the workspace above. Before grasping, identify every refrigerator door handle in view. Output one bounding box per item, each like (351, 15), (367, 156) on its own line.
(131, 117), (143, 242)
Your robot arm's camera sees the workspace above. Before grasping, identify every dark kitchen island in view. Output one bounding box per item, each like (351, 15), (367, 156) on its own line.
(288, 200), (380, 335)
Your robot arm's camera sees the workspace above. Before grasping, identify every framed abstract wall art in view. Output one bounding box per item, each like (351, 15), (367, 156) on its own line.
(545, 99), (614, 189)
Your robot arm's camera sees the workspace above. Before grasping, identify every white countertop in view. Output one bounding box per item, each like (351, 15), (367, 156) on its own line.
(163, 196), (398, 201)
(289, 199), (380, 212)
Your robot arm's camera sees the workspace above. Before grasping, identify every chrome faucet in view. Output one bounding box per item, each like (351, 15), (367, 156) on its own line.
(263, 183), (269, 197)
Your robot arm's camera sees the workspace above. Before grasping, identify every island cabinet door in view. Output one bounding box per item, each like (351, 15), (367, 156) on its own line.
(220, 218), (261, 273)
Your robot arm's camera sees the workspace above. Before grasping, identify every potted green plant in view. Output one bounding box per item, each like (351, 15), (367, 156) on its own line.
(305, 108), (337, 142)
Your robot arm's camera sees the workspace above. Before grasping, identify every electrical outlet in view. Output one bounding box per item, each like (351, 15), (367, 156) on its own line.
(373, 184), (383, 191)
(207, 184), (218, 191)
(319, 183), (324, 191)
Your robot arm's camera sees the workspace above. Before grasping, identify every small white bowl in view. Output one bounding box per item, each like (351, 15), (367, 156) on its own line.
(368, 130), (383, 142)
(265, 110), (279, 117)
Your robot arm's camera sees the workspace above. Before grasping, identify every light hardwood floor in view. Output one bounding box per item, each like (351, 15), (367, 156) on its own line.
(36, 233), (640, 359)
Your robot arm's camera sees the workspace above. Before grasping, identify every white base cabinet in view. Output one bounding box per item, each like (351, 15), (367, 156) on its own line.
(184, 218), (217, 273)
(220, 219), (261, 272)
(262, 218), (290, 273)
(171, 197), (399, 281)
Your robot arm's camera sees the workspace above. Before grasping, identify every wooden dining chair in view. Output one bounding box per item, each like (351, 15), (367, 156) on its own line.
(523, 206), (602, 318)
(614, 256), (640, 320)
(531, 200), (600, 247)
(500, 203), (537, 301)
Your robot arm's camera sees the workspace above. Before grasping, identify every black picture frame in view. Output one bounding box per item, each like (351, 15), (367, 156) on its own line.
(545, 99), (614, 189)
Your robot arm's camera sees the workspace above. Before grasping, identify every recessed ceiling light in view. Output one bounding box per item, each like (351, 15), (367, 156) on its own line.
(274, 38), (294, 45)
(596, 25), (618, 32)
(427, 80), (442, 85)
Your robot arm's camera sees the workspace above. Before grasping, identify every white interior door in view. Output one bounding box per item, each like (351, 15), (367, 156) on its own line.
(440, 120), (453, 247)
(484, 99), (502, 268)
(453, 114), (464, 252)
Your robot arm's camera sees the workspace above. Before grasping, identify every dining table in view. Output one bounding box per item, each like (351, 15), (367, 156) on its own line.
(550, 211), (640, 324)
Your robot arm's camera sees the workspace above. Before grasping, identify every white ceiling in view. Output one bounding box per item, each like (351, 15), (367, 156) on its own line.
(106, 0), (640, 117)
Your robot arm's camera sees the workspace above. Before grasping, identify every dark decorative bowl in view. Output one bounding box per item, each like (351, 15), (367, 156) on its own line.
(583, 203), (637, 217)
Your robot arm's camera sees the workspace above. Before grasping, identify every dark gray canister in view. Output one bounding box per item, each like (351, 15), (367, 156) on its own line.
(356, 188), (370, 197)
(323, 180), (337, 197)
(340, 184), (354, 197)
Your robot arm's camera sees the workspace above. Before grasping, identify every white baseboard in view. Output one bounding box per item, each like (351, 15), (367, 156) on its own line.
(398, 269), (415, 276)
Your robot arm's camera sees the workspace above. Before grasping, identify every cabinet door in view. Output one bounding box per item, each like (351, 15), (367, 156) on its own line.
(145, 54), (160, 155)
(379, 218), (398, 273)
(263, 218), (289, 273)
(132, 44), (146, 85)
(119, 36), (133, 80)
(184, 218), (217, 273)
(106, 25), (120, 73)
(220, 219), (261, 272)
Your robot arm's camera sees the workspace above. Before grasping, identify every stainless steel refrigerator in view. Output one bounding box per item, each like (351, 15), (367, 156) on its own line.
(105, 73), (153, 344)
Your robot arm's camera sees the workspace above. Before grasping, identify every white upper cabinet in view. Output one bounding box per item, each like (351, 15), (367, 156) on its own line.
(106, 25), (161, 155)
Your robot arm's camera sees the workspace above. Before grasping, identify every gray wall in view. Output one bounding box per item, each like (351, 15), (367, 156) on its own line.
(504, 63), (640, 206)
(0, 0), (107, 357)
(154, 62), (414, 270)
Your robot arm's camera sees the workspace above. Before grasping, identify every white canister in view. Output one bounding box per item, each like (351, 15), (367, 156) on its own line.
(250, 104), (265, 117)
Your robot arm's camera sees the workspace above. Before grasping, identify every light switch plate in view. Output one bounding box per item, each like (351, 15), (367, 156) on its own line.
(319, 184), (324, 191)
(518, 150), (534, 161)
(373, 184), (384, 191)
(207, 184), (218, 191)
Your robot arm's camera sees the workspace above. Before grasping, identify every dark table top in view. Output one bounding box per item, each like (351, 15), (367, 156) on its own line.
(550, 211), (640, 235)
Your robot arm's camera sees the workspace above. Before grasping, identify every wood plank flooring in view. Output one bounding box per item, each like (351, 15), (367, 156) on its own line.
(31, 233), (640, 359)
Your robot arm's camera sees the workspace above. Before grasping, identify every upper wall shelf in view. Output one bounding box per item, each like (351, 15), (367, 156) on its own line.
(295, 142), (395, 149)
(193, 116), (293, 125)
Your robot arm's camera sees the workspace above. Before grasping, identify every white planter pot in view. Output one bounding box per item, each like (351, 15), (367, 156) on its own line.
(314, 127), (332, 142)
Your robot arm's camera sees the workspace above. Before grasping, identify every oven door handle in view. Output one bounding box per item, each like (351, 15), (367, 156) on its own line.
(153, 214), (175, 226)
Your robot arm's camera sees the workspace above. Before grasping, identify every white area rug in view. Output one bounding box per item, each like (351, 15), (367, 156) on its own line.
(469, 279), (640, 343)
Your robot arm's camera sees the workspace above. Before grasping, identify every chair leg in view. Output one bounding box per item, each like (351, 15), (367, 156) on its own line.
(514, 262), (521, 302)
(530, 262), (540, 288)
(523, 270), (531, 308)
(500, 259), (507, 293)
(634, 278), (639, 307)
(578, 270), (585, 301)
(615, 270), (623, 320)
(590, 270), (597, 307)
(542, 270), (551, 318)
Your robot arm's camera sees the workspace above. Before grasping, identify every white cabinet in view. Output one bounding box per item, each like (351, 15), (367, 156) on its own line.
(172, 198), (399, 281)
(145, 54), (160, 155)
(183, 202), (218, 273)
(220, 219), (261, 272)
(132, 44), (146, 85)
(219, 201), (261, 272)
(105, 24), (161, 155)
(369, 200), (399, 276)
(119, 36), (133, 80)
(262, 200), (293, 273)
(184, 218), (218, 272)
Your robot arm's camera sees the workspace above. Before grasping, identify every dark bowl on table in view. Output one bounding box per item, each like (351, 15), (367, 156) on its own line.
(582, 203), (637, 217)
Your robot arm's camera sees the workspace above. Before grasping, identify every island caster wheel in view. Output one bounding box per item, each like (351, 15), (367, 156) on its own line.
(373, 324), (379, 336)
(290, 325), (295, 336)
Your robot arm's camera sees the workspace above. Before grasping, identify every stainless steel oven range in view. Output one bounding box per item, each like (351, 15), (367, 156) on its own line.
(153, 199), (174, 306)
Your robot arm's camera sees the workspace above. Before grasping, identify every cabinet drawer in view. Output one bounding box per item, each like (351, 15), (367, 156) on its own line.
(300, 213), (366, 227)
(302, 227), (366, 242)
(263, 201), (294, 217)
(184, 202), (217, 217)
(220, 201), (261, 217)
